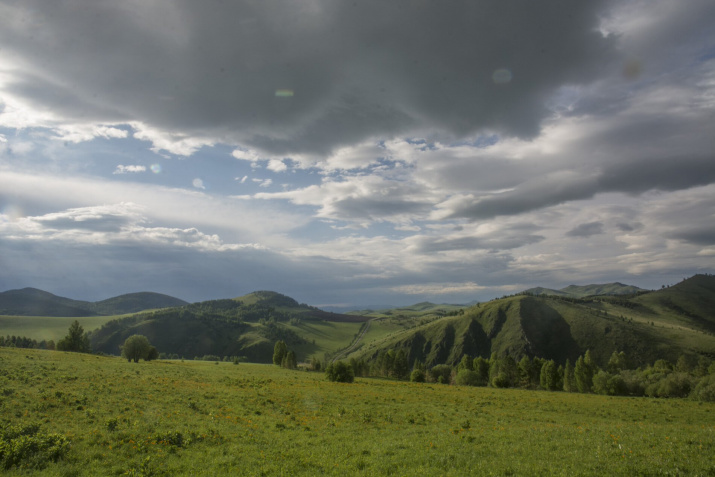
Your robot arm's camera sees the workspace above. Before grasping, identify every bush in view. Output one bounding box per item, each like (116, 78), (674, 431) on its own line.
(325, 361), (354, 383)
(491, 372), (510, 388)
(691, 375), (715, 402)
(646, 372), (693, 398)
(428, 365), (452, 384)
(410, 369), (426, 383)
(455, 369), (482, 387)
(0, 423), (69, 470)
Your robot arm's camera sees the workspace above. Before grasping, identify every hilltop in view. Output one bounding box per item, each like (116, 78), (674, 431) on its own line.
(523, 282), (648, 298)
(0, 287), (188, 317)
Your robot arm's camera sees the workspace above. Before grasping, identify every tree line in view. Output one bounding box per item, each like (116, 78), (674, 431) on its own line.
(324, 349), (715, 401)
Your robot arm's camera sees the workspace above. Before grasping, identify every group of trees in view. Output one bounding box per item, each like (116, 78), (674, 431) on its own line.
(272, 340), (297, 369)
(323, 350), (715, 401)
(0, 335), (55, 350)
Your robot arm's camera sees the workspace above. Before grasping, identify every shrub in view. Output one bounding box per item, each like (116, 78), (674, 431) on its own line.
(428, 365), (452, 384)
(455, 369), (482, 387)
(691, 375), (715, 402)
(0, 423), (69, 470)
(491, 372), (510, 388)
(410, 369), (426, 383)
(325, 361), (354, 383)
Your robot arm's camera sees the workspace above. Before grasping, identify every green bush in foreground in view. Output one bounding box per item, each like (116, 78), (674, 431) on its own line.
(325, 361), (354, 383)
(0, 423), (69, 470)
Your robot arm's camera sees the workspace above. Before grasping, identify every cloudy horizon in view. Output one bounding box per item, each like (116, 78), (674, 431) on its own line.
(1, 0), (714, 306)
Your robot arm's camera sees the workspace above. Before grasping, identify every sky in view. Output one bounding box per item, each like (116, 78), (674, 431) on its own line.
(1, 0), (714, 307)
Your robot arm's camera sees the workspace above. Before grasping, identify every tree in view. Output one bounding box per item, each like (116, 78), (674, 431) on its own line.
(273, 341), (288, 366)
(575, 354), (594, 393)
(392, 349), (409, 379)
(282, 350), (297, 369)
(121, 335), (152, 363)
(540, 360), (559, 391)
(429, 364), (452, 384)
(410, 369), (426, 383)
(457, 354), (474, 373)
(473, 357), (489, 383)
(56, 320), (91, 353)
(563, 359), (575, 392)
(607, 351), (627, 374)
(455, 369), (481, 386)
(325, 361), (355, 383)
(146, 346), (159, 361)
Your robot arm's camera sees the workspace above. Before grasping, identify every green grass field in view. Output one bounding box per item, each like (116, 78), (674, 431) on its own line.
(1, 347), (713, 476)
(0, 315), (124, 342)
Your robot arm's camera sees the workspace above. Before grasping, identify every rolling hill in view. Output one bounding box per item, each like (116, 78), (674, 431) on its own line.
(523, 282), (648, 298)
(349, 275), (715, 369)
(89, 290), (368, 361)
(0, 287), (188, 316)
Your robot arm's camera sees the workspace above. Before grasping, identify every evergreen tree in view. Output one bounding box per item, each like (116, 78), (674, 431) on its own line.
(282, 350), (297, 369)
(518, 356), (535, 388)
(575, 354), (594, 393)
(273, 340), (288, 366)
(392, 349), (409, 379)
(56, 320), (91, 353)
(540, 360), (559, 391)
(563, 359), (575, 392)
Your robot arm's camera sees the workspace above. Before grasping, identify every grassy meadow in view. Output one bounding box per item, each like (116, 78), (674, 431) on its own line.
(0, 315), (124, 342)
(1, 347), (714, 476)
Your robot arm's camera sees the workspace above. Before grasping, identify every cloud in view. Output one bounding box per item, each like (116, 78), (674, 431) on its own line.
(0, 1), (618, 156)
(252, 178), (273, 188)
(113, 165), (147, 175)
(192, 178), (206, 190)
(566, 221), (604, 238)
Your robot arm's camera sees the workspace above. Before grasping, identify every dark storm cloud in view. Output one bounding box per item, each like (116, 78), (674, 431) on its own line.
(669, 227), (715, 246)
(417, 234), (544, 254)
(0, 0), (615, 155)
(566, 221), (604, 238)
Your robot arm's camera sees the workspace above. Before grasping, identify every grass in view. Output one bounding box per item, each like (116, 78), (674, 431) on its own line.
(0, 315), (124, 341)
(1, 347), (713, 476)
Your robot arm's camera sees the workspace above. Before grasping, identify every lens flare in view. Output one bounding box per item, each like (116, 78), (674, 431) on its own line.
(1, 204), (24, 222)
(150, 164), (162, 174)
(492, 69), (513, 84)
(275, 89), (294, 97)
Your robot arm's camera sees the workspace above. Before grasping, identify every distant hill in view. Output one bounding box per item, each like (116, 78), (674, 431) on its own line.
(523, 282), (648, 298)
(0, 288), (188, 316)
(0, 288), (95, 317)
(89, 290), (369, 361)
(90, 292), (189, 315)
(351, 275), (715, 369)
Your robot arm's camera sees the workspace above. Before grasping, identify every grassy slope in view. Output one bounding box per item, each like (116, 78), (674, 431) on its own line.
(1, 347), (713, 476)
(0, 315), (127, 341)
(350, 289), (715, 368)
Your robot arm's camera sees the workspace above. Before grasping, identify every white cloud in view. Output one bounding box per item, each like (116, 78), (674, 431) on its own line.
(192, 178), (206, 190)
(232, 148), (261, 162)
(252, 178), (273, 188)
(266, 159), (288, 172)
(113, 165), (146, 174)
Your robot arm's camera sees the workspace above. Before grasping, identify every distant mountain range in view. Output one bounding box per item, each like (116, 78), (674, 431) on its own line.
(522, 282), (649, 298)
(0, 288), (188, 316)
(3, 276), (714, 368)
(349, 275), (715, 368)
